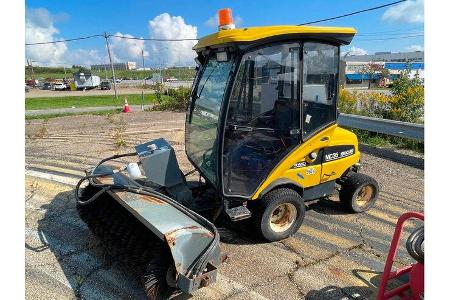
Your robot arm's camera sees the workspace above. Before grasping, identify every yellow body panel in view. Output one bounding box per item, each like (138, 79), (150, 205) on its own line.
(251, 125), (360, 200)
(193, 25), (356, 51)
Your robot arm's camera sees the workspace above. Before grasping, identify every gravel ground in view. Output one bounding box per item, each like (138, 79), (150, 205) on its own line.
(25, 111), (424, 300)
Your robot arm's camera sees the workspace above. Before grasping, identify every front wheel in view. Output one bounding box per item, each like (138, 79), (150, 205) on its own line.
(252, 188), (306, 242)
(339, 173), (379, 213)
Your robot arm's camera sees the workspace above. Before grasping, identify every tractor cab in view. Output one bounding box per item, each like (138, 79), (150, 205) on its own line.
(186, 16), (356, 200)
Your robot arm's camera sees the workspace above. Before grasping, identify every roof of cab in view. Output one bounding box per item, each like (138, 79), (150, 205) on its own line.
(193, 25), (356, 51)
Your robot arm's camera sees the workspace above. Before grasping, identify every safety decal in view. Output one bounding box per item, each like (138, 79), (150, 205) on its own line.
(292, 161), (307, 169)
(306, 168), (315, 175)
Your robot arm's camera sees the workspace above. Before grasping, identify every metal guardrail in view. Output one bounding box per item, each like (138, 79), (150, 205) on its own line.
(338, 113), (424, 141)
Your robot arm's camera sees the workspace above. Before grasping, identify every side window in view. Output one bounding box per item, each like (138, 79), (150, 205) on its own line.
(302, 43), (339, 138)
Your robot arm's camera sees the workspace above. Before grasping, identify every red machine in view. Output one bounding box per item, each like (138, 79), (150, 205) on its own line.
(377, 211), (424, 300)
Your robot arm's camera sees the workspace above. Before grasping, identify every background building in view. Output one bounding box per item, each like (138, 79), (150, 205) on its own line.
(342, 51), (424, 86)
(90, 61), (137, 71)
(343, 51), (424, 63)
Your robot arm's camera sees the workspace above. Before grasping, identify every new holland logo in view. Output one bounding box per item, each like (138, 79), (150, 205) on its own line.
(324, 148), (354, 162)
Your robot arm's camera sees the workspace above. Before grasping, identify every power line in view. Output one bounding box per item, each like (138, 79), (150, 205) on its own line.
(298, 0), (407, 26)
(359, 31), (423, 37)
(25, 33), (199, 46)
(110, 34), (198, 41)
(357, 27), (423, 36)
(356, 33), (424, 41)
(25, 34), (103, 46)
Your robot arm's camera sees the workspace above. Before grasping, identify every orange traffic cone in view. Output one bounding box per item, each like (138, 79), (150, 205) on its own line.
(122, 97), (131, 113)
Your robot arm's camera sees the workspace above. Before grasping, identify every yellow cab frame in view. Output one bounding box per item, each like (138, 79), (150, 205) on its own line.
(187, 25), (361, 206)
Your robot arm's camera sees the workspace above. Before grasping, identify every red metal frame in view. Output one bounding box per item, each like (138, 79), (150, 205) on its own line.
(377, 211), (424, 300)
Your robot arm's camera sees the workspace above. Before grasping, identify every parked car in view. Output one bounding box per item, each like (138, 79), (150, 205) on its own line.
(41, 82), (52, 90)
(26, 79), (38, 87)
(53, 82), (67, 91)
(114, 78), (122, 84)
(100, 80), (112, 90)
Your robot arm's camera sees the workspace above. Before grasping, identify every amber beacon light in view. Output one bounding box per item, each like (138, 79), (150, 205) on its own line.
(218, 8), (235, 30)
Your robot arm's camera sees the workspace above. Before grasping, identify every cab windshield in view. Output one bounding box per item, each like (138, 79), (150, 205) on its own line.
(185, 55), (234, 185)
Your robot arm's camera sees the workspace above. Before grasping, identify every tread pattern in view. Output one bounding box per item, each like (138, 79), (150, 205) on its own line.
(339, 173), (379, 213)
(251, 188), (306, 241)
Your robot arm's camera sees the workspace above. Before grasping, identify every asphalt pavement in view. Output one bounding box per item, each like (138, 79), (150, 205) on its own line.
(25, 111), (424, 299)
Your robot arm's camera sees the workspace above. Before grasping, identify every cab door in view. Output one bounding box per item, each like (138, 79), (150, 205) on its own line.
(222, 43), (301, 197)
(300, 42), (340, 184)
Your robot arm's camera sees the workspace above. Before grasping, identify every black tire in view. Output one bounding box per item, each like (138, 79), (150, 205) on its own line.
(339, 173), (379, 213)
(406, 226), (424, 263)
(252, 188), (305, 242)
(142, 253), (183, 300)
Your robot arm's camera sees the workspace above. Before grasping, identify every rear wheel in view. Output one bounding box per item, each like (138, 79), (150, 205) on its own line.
(339, 173), (379, 213)
(252, 188), (305, 241)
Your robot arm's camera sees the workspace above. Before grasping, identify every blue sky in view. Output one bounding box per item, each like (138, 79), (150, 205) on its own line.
(25, 0), (424, 67)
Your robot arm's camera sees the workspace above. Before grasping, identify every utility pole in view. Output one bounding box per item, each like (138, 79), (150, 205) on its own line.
(27, 58), (34, 81)
(178, 54), (181, 80)
(104, 32), (117, 99)
(142, 49), (146, 89)
(63, 66), (67, 81)
(141, 49), (146, 111)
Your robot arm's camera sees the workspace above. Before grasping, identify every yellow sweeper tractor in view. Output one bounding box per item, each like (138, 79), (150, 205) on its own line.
(75, 8), (379, 299)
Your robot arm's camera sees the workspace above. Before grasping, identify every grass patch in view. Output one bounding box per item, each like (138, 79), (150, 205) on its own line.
(25, 109), (122, 120)
(26, 94), (156, 110)
(347, 128), (424, 153)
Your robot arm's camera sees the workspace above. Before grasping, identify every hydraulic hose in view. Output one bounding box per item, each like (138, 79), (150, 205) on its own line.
(75, 152), (137, 205)
(124, 186), (220, 278)
(74, 151), (219, 278)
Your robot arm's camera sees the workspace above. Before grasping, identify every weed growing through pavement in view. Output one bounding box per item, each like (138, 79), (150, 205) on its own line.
(34, 121), (49, 138)
(109, 115), (127, 149)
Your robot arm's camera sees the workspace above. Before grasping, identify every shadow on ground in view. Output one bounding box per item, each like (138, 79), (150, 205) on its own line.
(304, 269), (394, 299)
(218, 196), (353, 245)
(27, 190), (149, 299)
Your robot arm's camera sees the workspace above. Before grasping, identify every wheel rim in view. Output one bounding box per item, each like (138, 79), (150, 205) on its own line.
(269, 203), (297, 233)
(355, 185), (375, 209)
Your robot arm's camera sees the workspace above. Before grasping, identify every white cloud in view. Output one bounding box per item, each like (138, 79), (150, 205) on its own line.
(25, 8), (68, 66)
(205, 14), (243, 28)
(25, 7), (103, 67)
(345, 46), (368, 56)
(148, 13), (198, 67)
(110, 32), (148, 62)
(406, 45), (424, 52)
(66, 49), (102, 66)
(382, 0), (424, 23)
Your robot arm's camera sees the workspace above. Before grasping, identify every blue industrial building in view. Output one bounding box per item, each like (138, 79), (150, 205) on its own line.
(342, 52), (424, 85)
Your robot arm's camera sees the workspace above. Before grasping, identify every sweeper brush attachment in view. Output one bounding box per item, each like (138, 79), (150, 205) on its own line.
(75, 139), (221, 299)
